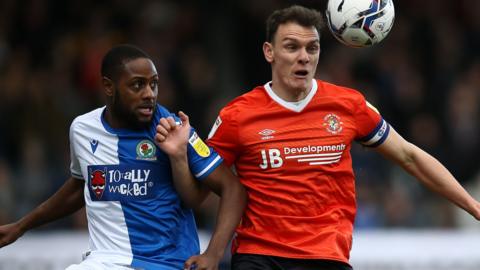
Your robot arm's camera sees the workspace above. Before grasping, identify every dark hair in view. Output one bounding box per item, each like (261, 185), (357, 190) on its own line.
(266, 5), (324, 42)
(101, 44), (151, 81)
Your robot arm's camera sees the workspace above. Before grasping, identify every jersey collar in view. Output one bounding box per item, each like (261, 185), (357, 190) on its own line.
(264, 79), (317, 112)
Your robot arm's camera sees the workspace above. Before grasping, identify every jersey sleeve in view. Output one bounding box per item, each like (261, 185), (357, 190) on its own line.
(163, 111), (223, 180)
(186, 127), (223, 180)
(69, 120), (84, 180)
(354, 97), (390, 148)
(206, 107), (240, 167)
(159, 110), (223, 180)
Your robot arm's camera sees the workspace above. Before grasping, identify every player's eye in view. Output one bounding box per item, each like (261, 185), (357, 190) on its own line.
(307, 45), (320, 53)
(285, 44), (297, 51)
(131, 80), (145, 91)
(150, 80), (158, 89)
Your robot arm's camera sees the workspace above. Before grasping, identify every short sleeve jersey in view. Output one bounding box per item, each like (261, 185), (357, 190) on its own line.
(69, 104), (222, 270)
(207, 79), (389, 263)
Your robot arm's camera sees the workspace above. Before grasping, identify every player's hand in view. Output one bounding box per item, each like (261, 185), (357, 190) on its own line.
(183, 252), (222, 270)
(155, 111), (191, 158)
(0, 223), (24, 248)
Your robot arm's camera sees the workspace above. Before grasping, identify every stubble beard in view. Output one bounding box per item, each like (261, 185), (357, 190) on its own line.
(112, 90), (152, 129)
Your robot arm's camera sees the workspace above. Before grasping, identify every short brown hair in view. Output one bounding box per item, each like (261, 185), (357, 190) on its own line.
(266, 5), (324, 42)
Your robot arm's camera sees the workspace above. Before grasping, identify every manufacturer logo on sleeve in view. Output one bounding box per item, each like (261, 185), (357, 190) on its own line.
(136, 140), (157, 160)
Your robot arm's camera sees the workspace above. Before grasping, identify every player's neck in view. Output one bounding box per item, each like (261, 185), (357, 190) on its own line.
(104, 107), (148, 131)
(270, 81), (311, 102)
(104, 107), (135, 130)
(104, 108), (122, 129)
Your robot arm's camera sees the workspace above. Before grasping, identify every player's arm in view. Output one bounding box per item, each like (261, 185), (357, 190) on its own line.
(155, 111), (209, 208)
(0, 176), (85, 248)
(374, 127), (480, 220)
(167, 151), (209, 209)
(183, 162), (247, 270)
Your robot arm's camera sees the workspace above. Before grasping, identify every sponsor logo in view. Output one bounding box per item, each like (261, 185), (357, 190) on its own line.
(323, 113), (343, 134)
(90, 169), (106, 199)
(88, 165), (157, 201)
(136, 140), (156, 160)
(259, 143), (346, 169)
(258, 129), (275, 140)
(189, 132), (210, 157)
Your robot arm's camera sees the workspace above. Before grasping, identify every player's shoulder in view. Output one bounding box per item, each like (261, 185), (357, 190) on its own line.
(69, 107), (105, 141)
(154, 103), (171, 117)
(220, 85), (269, 115)
(317, 80), (366, 106)
(71, 107), (104, 129)
(151, 103), (173, 123)
(318, 79), (366, 101)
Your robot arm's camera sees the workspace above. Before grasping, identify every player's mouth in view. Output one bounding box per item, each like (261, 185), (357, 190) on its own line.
(138, 105), (154, 117)
(293, 70), (309, 79)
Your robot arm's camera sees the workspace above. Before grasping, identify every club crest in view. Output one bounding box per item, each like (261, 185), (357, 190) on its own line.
(136, 140), (157, 160)
(323, 113), (343, 134)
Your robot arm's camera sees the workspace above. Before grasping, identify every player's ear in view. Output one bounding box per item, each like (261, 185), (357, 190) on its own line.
(102, 76), (114, 97)
(263, 42), (274, 63)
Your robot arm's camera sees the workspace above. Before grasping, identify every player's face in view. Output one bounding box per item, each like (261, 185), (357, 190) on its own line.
(265, 22), (320, 95)
(112, 58), (159, 129)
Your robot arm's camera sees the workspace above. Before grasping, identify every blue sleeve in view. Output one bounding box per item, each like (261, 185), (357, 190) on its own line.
(186, 127), (223, 180)
(156, 107), (223, 179)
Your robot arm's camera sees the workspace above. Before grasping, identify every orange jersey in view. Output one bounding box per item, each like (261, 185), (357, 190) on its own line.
(207, 79), (389, 264)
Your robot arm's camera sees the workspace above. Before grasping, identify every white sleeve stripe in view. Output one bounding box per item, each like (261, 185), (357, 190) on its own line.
(195, 155), (222, 178)
(361, 119), (389, 146)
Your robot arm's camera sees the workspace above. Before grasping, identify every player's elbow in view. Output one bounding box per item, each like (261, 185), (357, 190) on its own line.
(218, 174), (247, 211)
(396, 142), (435, 179)
(181, 185), (210, 209)
(204, 163), (248, 210)
(390, 141), (417, 170)
(231, 179), (247, 209)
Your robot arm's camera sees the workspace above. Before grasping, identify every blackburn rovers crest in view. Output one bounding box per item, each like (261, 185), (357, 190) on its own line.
(136, 140), (157, 160)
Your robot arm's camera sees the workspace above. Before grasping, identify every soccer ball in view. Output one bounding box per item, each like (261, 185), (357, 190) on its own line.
(326, 0), (395, 48)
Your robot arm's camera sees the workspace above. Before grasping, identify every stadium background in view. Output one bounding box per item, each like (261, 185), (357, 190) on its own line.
(0, 0), (479, 269)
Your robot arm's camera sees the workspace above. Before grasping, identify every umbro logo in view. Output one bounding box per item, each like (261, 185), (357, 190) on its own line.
(90, 139), (99, 154)
(258, 129), (275, 140)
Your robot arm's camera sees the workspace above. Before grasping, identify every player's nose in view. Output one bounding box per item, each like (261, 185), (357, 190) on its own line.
(142, 85), (156, 100)
(298, 48), (310, 64)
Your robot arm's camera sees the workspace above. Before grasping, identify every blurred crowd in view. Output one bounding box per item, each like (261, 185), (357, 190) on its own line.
(0, 0), (479, 233)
